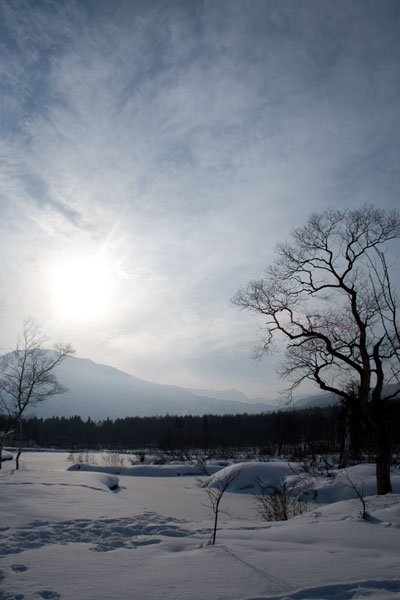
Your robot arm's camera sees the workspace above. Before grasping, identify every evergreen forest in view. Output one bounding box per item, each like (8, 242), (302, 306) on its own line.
(4, 403), (400, 462)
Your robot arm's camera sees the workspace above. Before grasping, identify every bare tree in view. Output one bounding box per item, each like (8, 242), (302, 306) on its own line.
(0, 320), (74, 469)
(200, 467), (241, 544)
(233, 206), (400, 495)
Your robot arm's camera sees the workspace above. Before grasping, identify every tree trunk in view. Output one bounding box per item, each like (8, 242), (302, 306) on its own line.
(339, 405), (351, 468)
(212, 510), (218, 545)
(15, 418), (23, 471)
(339, 398), (361, 468)
(369, 393), (392, 495)
(376, 440), (392, 495)
(212, 497), (221, 545)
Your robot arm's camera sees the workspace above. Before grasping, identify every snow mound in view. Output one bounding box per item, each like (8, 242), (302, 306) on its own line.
(67, 462), (217, 477)
(0, 450), (13, 462)
(287, 464), (400, 505)
(202, 462), (400, 505)
(250, 578), (400, 600)
(312, 464), (400, 503)
(97, 473), (119, 491)
(202, 461), (298, 493)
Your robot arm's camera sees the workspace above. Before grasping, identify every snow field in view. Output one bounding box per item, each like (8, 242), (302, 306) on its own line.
(1, 453), (400, 600)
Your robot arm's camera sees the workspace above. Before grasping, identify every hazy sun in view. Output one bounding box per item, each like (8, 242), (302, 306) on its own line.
(50, 255), (113, 321)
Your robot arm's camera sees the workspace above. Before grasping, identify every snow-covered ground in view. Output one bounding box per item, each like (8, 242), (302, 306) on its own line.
(1, 452), (400, 600)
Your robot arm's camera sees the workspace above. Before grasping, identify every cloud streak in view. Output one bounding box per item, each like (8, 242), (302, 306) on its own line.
(0, 0), (399, 398)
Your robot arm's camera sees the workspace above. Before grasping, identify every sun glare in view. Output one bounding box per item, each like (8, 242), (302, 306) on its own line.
(50, 256), (113, 322)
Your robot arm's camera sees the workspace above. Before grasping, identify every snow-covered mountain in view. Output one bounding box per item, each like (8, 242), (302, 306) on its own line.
(24, 355), (278, 419)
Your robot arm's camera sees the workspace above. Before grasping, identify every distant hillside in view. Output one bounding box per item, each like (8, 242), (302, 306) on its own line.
(293, 384), (400, 409)
(21, 355), (277, 419)
(293, 392), (340, 409)
(188, 387), (278, 410)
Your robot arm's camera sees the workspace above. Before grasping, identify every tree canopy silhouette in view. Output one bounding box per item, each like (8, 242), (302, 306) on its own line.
(233, 206), (400, 494)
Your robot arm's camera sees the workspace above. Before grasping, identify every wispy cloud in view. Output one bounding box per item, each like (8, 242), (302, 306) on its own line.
(0, 0), (399, 396)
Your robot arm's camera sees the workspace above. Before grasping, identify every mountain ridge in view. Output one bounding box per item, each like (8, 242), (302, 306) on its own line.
(2, 353), (345, 420)
(23, 355), (279, 419)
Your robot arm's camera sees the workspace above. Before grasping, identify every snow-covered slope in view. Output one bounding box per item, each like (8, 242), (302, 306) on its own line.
(24, 355), (276, 419)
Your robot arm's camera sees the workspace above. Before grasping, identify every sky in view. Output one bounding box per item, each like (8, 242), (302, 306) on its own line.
(0, 0), (399, 401)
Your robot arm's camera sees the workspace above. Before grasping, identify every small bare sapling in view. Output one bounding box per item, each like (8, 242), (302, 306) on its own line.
(343, 470), (369, 520)
(201, 467), (241, 544)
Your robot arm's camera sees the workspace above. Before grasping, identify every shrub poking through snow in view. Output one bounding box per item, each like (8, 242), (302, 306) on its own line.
(102, 452), (124, 467)
(255, 478), (307, 521)
(68, 451), (95, 464)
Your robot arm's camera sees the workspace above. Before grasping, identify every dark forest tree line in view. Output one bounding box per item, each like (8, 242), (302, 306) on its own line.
(4, 402), (399, 462)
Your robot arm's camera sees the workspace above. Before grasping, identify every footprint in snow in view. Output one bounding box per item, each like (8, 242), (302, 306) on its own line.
(34, 592), (60, 600)
(11, 565), (28, 573)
